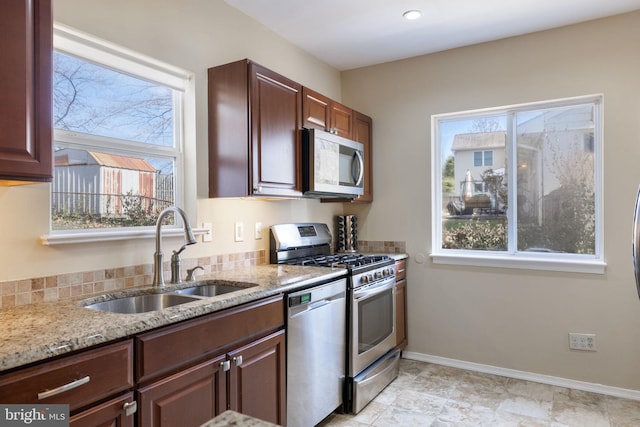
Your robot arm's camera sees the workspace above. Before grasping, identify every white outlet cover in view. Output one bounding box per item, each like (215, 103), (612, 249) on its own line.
(255, 222), (262, 240)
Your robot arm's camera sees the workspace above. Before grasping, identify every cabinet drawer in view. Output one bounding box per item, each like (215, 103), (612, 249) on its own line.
(136, 295), (284, 383)
(395, 259), (407, 281)
(70, 392), (135, 427)
(0, 340), (133, 412)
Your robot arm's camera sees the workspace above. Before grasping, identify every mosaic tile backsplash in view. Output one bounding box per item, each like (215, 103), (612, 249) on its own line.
(0, 241), (404, 308)
(358, 240), (406, 254)
(0, 250), (265, 308)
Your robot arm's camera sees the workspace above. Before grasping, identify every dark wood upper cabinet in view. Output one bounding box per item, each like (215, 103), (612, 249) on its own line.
(302, 87), (353, 139)
(208, 59), (302, 198)
(0, 0), (52, 184)
(353, 111), (373, 203)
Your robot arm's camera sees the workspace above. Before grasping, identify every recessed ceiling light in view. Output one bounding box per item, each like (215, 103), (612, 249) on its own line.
(403, 10), (422, 20)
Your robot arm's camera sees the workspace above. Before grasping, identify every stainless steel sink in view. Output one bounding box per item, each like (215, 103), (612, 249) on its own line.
(84, 293), (200, 314)
(173, 283), (256, 297)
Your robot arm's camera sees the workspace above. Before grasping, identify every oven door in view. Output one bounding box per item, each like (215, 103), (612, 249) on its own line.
(350, 277), (396, 376)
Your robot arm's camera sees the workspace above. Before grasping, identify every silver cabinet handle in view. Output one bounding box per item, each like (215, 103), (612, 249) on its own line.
(123, 401), (137, 416)
(233, 355), (243, 367)
(37, 376), (90, 400)
(220, 360), (230, 372)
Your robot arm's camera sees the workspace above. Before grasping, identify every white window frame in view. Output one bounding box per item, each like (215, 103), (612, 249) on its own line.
(41, 23), (198, 245)
(431, 94), (606, 274)
(473, 150), (493, 167)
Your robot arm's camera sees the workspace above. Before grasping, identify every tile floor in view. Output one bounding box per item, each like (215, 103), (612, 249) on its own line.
(318, 359), (640, 427)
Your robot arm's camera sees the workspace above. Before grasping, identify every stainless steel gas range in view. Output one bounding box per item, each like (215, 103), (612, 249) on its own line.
(270, 223), (400, 420)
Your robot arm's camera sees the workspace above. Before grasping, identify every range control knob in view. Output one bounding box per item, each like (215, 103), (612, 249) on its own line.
(375, 271), (383, 279)
(360, 276), (368, 285)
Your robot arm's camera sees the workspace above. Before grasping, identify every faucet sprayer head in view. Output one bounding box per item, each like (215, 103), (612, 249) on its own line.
(183, 224), (197, 246)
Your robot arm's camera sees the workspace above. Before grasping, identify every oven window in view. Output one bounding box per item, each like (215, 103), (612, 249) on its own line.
(358, 288), (393, 354)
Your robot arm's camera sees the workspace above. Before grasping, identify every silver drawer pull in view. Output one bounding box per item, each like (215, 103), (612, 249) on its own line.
(123, 401), (137, 416)
(233, 355), (243, 367)
(37, 376), (90, 400)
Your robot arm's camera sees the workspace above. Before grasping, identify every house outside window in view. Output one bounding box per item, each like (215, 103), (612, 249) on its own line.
(51, 25), (193, 236)
(432, 95), (604, 273)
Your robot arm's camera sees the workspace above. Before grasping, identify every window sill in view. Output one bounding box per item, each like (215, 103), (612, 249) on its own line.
(41, 227), (209, 245)
(430, 252), (606, 274)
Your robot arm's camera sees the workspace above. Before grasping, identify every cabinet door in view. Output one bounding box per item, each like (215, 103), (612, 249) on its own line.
(330, 101), (353, 139)
(302, 87), (330, 131)
(0, 0), (52, 183)
(249, 63), (302, 197)
(137, 354), (227, 427)
(228, 330), (285, 426)
(352, 111), (373, 203)
(70, 392), (135, 427)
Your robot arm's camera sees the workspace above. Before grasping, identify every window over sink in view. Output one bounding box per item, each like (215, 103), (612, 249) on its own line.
(431, 94), (605, 273)
(44, 24), (196, 244)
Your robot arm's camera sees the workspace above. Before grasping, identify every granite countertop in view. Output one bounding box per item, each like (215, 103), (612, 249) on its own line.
(200, 410), (279, 427)
(0, 264), (346, 372)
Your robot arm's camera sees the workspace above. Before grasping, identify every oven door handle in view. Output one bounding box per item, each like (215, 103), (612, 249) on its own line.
(354, 279), (395, 300)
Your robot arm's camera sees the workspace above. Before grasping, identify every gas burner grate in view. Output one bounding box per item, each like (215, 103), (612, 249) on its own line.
(287, 253), (390, 269)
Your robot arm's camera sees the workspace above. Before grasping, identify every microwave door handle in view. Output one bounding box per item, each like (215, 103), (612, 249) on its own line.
(352, 151), (364, 186)
(633, 185), (640, 301)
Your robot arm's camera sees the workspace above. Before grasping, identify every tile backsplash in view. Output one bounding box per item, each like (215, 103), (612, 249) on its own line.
(0, 242), (405, 308)
(358, 240), (406, 254)
(0, 250), (265, 308)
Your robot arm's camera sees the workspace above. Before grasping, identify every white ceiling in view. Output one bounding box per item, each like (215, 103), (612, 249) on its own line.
(224, 0), (640, 70)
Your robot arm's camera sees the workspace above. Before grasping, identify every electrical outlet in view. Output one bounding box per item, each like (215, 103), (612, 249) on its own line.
(202, 222), (212, 242)
(255, 222), (262, 240)
(569, 333), (597, 351)
(234, 222), (244, 242)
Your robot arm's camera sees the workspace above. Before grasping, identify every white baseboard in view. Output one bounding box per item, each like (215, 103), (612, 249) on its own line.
(402, 351), (640, 402)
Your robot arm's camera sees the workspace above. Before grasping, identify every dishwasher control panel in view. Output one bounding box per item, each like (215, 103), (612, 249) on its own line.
(289, 292), (311, 307)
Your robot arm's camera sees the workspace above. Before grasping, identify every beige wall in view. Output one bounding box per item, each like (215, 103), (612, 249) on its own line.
(0, 0), (346, 282)
(342, 11), (640, 391)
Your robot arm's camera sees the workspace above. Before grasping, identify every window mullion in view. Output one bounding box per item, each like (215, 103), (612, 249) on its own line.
(507, 111), (517, 254)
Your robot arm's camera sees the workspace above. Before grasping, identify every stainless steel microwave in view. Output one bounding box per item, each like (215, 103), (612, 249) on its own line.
(302, 128), (364, 198)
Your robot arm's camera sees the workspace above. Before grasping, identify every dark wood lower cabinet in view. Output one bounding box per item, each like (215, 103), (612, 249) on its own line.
(0, 297), (285, 427)
(137, 354), (227, 427)
(228, 330), (286, 425)
(138, 330), (285, 427)
(70, 392), (135, 427)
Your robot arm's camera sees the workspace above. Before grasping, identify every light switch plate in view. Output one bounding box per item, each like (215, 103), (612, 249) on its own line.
(234, 222), (244, 242)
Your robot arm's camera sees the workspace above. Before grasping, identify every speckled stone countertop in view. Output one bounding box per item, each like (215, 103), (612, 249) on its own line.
(0, 264), (346, 372)
(200, 410), (278, 427)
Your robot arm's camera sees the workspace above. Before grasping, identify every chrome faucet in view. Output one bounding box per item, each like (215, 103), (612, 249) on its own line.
(153, 206), (197, 287)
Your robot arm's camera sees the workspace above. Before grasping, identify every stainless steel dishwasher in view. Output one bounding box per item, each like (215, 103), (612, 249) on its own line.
(286, 277), (347, 427)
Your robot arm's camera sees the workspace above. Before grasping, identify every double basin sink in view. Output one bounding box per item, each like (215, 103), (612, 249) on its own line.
(83, 282), (257, 314)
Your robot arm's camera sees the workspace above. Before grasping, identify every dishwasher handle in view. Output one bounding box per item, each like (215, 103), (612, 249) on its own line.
(289, 292), (345, 318)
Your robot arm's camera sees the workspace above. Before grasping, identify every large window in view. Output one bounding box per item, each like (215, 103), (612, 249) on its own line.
(432, 95), (604, 273)
(50, 25), (193, 237)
